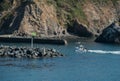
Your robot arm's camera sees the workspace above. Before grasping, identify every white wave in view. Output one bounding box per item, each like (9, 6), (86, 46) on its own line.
(75, 46), (120, 55)
(88, 50), (120, 55)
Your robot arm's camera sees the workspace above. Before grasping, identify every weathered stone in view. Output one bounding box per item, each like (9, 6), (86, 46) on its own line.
(14, 48), (19, 51)
(67, 20), (93, 37)
(0, 46), (64, 58)
(26, 49), (32, 55)
(38, 52), (42, 57)
(95, 22), (120, 43)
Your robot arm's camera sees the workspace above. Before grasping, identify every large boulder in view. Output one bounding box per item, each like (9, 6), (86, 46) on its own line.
(95, 22), (120, 43)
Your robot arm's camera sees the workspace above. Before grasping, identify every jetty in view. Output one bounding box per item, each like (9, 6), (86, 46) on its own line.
(0, 46), (64, 58)
(0, 36), (67, 45)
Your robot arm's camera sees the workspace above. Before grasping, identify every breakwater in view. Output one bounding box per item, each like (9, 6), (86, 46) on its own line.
(0, 37), (67, 45)
(0, 46), (64, 58)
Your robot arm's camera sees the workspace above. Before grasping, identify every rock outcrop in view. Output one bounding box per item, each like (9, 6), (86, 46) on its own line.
(0, 0), (120, 37)
(67, 19), (93, 37)
(95, 21), (120, 43)
(0, 0), (66, 37)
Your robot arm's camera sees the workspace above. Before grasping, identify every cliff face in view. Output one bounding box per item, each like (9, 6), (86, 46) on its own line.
(0, 0), (63, 37)
(0, 0), (120, 37)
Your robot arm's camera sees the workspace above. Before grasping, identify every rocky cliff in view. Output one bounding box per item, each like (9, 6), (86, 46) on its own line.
(0, 0), (120, 37)
(95, 21), (120, 43)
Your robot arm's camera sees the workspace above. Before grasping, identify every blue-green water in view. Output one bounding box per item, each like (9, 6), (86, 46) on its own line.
(0, 38), (120, 81)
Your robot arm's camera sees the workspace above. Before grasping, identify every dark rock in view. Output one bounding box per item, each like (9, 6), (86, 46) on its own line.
(0, 46), (64, 58)
(67, 19), (93, 37)
(95, 22), (120, 43)
(26, 49), (32, 55)
(38, 52), (42, 57)
(14, 48), (19, 51)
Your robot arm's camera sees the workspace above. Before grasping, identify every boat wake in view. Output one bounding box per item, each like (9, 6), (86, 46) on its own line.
(75, 46), (120, 55)
(88, 50), (120, 55)
(75, 42), (120, 55)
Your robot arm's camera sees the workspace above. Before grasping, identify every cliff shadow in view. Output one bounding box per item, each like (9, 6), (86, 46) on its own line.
(67, 20), (93, 37)
(0, 2), (29, 35)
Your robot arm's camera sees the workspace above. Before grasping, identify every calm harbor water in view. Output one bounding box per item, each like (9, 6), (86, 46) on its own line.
(0, 38), (120, 81)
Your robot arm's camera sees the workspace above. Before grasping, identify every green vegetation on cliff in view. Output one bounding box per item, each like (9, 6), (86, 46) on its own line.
(47, 0), (87, 25)
(0, 0), (119, 25)
(47, 0), (119, 26)
(0, 0), (119, 20)
(0, 0), (119, 36)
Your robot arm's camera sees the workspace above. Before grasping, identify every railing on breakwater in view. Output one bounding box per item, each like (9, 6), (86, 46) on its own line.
(0, 37), (67, 45)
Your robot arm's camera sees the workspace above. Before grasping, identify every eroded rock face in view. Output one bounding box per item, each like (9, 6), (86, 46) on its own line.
(67, 20), (93, 37)
(0, 0), (64, 37)
(0, 0), (120, 38)
(83, 1), (117, 32)
(95, 22), (120, 43)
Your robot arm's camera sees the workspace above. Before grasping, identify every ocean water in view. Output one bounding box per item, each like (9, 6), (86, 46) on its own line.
(0, 38), (120, 81)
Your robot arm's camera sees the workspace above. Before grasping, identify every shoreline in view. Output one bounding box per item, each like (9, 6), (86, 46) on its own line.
(0, 34), (96, 45)
(0, 36), (67, 45)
